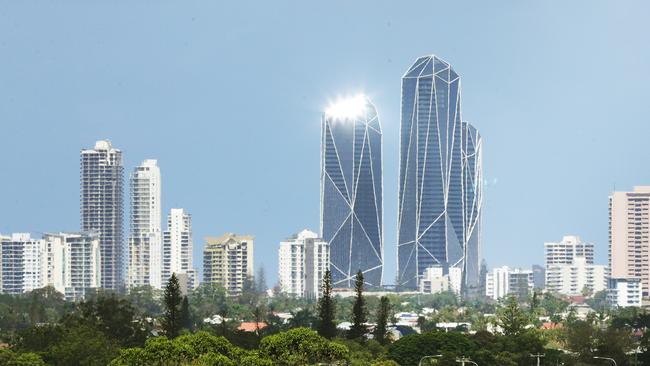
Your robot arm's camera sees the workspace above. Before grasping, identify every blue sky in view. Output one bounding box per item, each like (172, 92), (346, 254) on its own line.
(1, 1), (649, 285)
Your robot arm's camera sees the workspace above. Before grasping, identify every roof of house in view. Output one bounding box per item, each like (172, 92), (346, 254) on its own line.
(238, 322), (267, 332)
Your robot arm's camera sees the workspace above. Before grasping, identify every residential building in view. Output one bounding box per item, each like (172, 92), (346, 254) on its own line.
(80, 140), (124, 290)
(532, 264), (545, 290)
(43, 232), (101, 301)
(0, 233), (45, 294)
(397, 55), (483, 296)
(485, 266), (533, 300)
(278, 229), (329, 299)
(419, 266), (462, 295)
(544, 235), (594, 267)
(203, 233), (254, 296)
(162, 208), (197, 290)
(320, 94), (383, 288)
(609, 187), (650, 297)
(127, 159), (162, 289)
(546, 257), (607, 296)
(608, 277), (642, 307)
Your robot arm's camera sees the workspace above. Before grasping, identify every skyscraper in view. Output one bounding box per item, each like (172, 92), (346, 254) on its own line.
(127, 160), (162, 289)
(278, 229), (330, 299)
(397, 55), (483, 293)
(320, 95), (383, 288)
(610, 186), (650, 298)
(162, 208), (196, 289)
(81, 140), (124, 290)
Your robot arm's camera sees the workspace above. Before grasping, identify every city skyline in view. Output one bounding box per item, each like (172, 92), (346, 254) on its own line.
(1, 2), (649, 286)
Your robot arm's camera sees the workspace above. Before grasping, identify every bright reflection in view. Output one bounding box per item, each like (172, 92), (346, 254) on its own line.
(325, 94), (367, 119)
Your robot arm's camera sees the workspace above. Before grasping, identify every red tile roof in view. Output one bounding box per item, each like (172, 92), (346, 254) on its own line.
(238, 322), (268, 332)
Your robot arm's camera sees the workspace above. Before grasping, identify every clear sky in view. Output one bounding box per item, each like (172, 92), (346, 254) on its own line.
(1, 1), (650, 286)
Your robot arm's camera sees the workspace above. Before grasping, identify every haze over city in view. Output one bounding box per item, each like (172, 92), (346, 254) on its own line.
(1, 1), (650, 286)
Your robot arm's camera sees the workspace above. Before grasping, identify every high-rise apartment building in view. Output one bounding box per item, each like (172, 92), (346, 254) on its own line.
(397, 55), (483, 295)
(544, 235), (594, 267)
(608, 277), (642, 307)
(203, 233), (254, 296)
(320, 95), (383, 287)
(610, 186), (650, 298)
(127, 160), (162, 289)
(278, 229), (330, 299)
(0, 233), (45, 294)
(43, 232), (101, 301)
(546, 257), (607, 296)
(162, 208), (196, 289)
(80, 140), (124, 290)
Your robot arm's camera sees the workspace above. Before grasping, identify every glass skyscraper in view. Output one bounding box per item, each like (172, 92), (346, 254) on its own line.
(397, 56), (483, 294)
(321, 95), (383, 287)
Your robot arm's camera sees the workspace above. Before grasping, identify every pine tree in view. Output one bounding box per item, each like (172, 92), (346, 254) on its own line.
(348, 270), (368, 340)
(374, 296), (391, 345)
(317, 270), (337, 339)
(180, 295), (191, 331)
(256, 266), (267, 294)
(162, 273), (183, 338)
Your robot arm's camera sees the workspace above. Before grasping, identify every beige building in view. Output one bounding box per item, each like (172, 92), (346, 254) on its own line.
(203, 233), (254, 296)
(610, 186), (650, 298)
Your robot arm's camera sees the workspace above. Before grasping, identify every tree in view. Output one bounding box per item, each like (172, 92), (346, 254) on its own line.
(180, 296), (192, 331)
(348, 271), (368, 340)
(496, 295), (529, 336)
(258, 328), (349, 366)
(374, 296), (391, 345)
(256, 266), (268, 294)
(162, 273), (183, 338)
(317, 270), (337, 339)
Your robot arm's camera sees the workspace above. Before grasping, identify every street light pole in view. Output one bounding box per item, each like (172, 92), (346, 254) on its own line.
(456, 357), (478, 366)
(419, 354), (443, 366)
(594, 356), (618, 366)
(530, 353), (545, 366)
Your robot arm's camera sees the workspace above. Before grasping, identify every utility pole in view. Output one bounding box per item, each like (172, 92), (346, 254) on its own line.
(530, 353), (545, 366)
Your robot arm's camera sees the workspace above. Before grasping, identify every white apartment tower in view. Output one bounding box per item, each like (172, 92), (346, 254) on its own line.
(127, 160), (162, 289)
(610, 186), (650, 298)
(419, 266), (462, 295)
(278, 229), (329, 299)
(81, 140), (124, 290)
(0, 233), (45, 294)
(485, 266), (533, 300)
(162, 208), (196, 289)
(546, 257), (607, 296)
(43, 232), (101, 301)
(545, 235), (594, 267)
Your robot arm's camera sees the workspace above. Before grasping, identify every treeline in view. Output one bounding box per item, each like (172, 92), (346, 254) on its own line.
(1, 272), (650, 365)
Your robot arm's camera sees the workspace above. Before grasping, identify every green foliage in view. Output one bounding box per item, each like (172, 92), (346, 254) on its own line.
(47, 324), (120, 366)
(496, 295), (530, 336)
(258, 327), (349, 365)
(374, 296), (391, 345)
(348, 271), (368, 340)
(181, 296), (192, 331)
(0, 349), (46, 366)
(125, 285), (163, 317)
(163, 273), (183, 338)
(335, 339), (388, 366)
(317, 270), (337, 339)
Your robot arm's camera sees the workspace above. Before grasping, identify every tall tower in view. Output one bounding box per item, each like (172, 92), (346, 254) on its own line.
(397, 56), (482, 293)
(81, 140), (124, 290)
(610, 186), (650, 298)
(127, 159), (162, 289)
(162, 208), (196, 289)
(320, 95), (383, 287)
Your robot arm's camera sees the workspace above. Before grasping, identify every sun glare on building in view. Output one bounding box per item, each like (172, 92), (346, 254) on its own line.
(325, 94), (368, 119)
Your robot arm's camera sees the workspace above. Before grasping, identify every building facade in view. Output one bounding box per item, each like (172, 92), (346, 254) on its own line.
(43, 232), (101, 301)
(544, 235), (594, 267)
(546, 257), (607, 296)
(203, 233), (254, 296)
(162, 208), (196, 289)
(320, 95), (383, 287)
(278, 229), (329, 299)
(485, 266), (533, 300)
(608, 277), (642, 307)
(610, 187), (650, 298)
(397, 55), (483, 295)
(419, 266), (462, 295)
(0, 233), (44, 294)
(80, 140), (124, 290)
(127, 159), (162, 289)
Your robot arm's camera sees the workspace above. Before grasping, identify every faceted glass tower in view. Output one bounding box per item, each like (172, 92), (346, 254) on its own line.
(81, 140), (124, 290)
(320, 95), (383, 287)
(397, 56), (482, 294)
